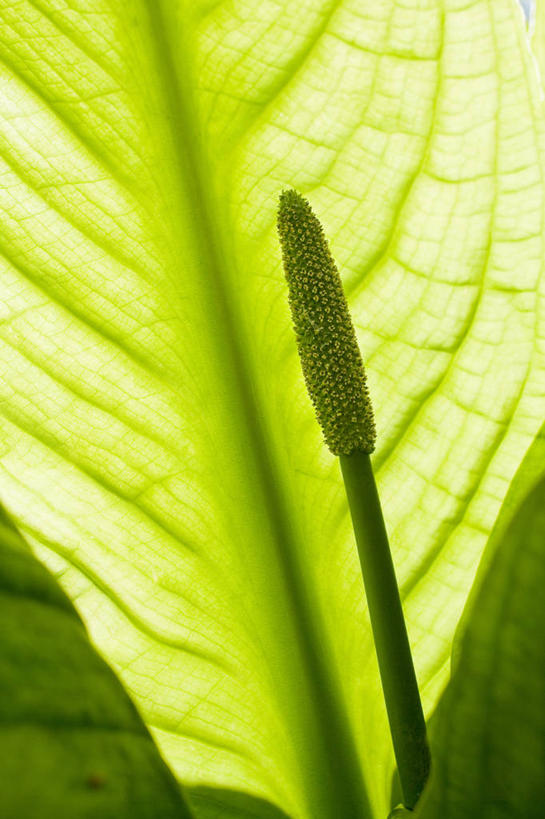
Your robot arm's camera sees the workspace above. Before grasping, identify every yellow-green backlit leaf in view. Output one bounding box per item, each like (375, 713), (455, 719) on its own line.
(1, 1), (545, 817)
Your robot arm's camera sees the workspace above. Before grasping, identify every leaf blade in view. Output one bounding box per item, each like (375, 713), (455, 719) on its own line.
(416, 428), (545, 818)
(1, 1), (545, 816)
(0, 504), (193, 818)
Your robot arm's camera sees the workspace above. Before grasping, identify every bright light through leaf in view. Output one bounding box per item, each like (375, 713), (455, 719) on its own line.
(0, 2), (544, 817)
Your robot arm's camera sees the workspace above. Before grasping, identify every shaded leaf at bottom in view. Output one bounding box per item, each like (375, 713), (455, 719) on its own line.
(416, 441), (545, 819)
(0, 505), (192, 819)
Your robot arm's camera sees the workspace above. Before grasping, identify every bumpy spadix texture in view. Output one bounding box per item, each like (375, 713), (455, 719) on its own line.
(278, 190), (375, 455)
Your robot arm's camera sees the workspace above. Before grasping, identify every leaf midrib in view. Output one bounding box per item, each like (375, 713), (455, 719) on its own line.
(142, 2), (371, 816)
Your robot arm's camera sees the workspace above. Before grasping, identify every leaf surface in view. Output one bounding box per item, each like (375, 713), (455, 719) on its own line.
(0, 504), (192, 818)
(1, 1), (545, 817)
(416, 427), (545, 818)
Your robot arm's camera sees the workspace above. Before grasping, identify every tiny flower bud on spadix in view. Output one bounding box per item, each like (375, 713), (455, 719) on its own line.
(277, 189), (376, 455)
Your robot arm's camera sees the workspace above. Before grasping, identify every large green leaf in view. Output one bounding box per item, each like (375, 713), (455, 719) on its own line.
(0, 504), (192, 818)
(415, 425), (545, 818)
(1, 1), (545, 816)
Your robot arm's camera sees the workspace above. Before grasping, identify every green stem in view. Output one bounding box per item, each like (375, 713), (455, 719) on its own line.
(339, 451), (430, 810)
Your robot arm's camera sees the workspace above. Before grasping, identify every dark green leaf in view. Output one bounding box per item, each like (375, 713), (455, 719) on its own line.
(416, 433), (545, 818)
(0, 505), (193, 819)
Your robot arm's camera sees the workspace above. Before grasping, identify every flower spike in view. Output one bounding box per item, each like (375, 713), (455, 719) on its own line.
(277, 189), (375, 455)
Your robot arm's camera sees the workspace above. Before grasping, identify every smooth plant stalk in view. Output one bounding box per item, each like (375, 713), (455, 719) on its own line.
(340, 451), (430, 809)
